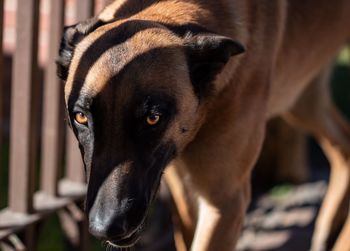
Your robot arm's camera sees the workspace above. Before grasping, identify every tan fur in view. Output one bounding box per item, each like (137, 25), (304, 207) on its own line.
(65, 0), (350, 250)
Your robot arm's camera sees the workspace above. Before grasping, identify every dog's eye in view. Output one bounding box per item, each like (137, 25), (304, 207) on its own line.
(74, 112), (88, 125)
(146, 114), (160, 126)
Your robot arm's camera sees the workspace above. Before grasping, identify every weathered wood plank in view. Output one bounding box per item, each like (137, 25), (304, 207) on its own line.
(0, 0), (5, 200)
(9, 0), (40, 214)
(76, 0), (94, 22)
(40, 0), (66, 196)
(66, 129), (84, 183)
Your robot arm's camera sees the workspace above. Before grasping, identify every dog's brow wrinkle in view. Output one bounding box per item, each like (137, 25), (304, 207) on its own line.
(66, 20), (160, 107)
(80, 40), (166, 97)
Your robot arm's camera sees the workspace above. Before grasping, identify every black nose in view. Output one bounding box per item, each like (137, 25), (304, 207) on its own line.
(88, 205), (129, 240)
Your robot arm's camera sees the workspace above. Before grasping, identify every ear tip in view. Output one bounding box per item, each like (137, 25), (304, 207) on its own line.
(56, 18), (106, 82)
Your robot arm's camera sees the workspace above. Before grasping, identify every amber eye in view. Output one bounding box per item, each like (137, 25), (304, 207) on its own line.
(146, 114), (160, 126)
(74, 112), (88, 125)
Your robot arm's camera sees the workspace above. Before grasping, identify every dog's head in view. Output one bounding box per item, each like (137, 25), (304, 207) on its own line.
(58, 17), (244, 247)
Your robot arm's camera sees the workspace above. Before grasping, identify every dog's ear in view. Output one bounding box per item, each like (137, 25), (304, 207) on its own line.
(57, 18), (106, 81)
(184, 34), (245, 97)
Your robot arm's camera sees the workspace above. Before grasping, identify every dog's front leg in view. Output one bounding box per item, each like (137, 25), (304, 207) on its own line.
(191, 181), (250, 251)
(177, 80), (268, 251)
(166, 162), (252, 251)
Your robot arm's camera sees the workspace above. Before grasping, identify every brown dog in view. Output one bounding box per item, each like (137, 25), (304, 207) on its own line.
(57, 0), (350, 250)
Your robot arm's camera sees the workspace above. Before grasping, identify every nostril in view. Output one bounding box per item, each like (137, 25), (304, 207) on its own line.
(88, 213), (129, 240)
(87, 191), (136, 240)
(89, 220), (109, 240)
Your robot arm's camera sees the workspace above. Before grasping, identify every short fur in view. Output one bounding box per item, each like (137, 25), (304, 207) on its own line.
(58, 0), (350, 250)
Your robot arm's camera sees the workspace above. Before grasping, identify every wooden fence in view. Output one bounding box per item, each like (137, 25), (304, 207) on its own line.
(0, 0), (111, 250)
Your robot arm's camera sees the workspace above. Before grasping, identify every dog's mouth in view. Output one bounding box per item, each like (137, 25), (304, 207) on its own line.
(107, 222), (145, 248)
(106, 189), (158, 248)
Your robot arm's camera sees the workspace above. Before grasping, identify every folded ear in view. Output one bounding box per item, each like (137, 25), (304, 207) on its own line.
(184, 34), (245, 97)
(56, 17), (106, 81)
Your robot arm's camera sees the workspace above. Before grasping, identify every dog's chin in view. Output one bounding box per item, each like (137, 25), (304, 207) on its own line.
(107, 221), (145, 248)
(107, 185), (160, 248)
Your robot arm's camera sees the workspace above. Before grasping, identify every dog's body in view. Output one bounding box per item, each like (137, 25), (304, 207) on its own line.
(58, 0), (350, 250)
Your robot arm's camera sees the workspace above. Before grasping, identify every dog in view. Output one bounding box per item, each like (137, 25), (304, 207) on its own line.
(57, 0), (350, 250)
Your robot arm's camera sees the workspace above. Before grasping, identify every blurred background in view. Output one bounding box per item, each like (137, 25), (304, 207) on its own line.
(0, 0), (349, 250)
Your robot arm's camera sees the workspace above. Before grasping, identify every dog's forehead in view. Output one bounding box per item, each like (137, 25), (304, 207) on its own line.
(65, 20), (184, 106)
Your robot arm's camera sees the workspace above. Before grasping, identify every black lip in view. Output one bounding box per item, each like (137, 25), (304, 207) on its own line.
(108, 223), (144, 248)
(105, 186), (158, 248)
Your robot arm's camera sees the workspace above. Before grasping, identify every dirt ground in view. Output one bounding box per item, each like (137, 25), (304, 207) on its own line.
(237, 181), (327, 251)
